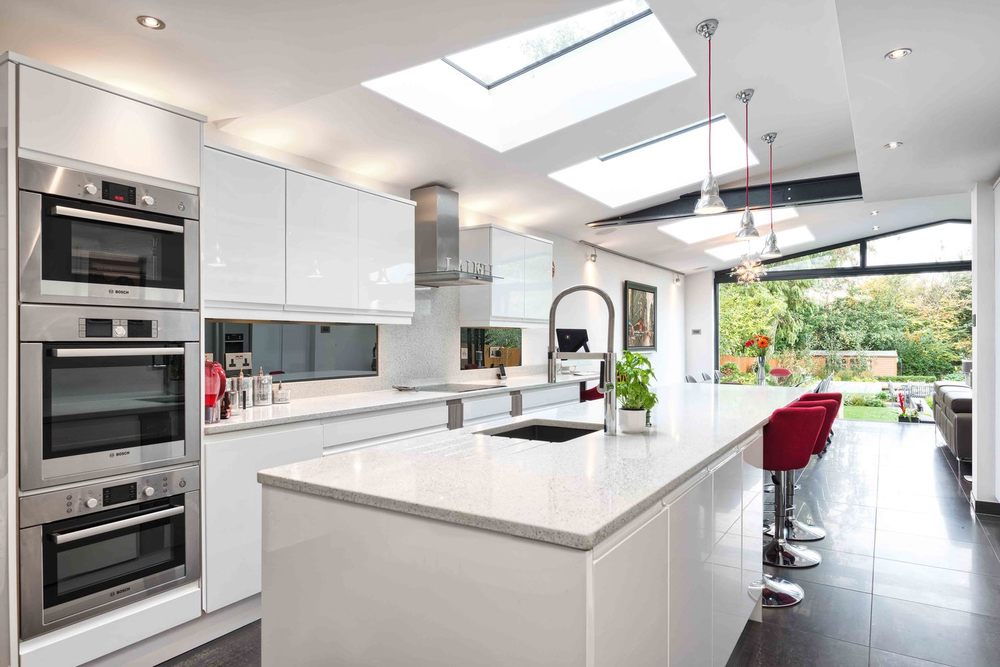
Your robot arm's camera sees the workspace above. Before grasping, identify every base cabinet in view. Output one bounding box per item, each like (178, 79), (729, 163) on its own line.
(203, 423), (323, 612)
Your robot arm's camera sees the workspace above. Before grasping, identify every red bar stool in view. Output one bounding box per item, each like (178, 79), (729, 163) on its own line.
(767, 397), (839, 542)
(763, 405), (826, 570)
(796, 392), (843, 456)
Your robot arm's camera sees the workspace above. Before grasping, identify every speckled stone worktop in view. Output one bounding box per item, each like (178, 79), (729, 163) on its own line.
(258, 384), (806, 550)
(205, 373), (597, 435)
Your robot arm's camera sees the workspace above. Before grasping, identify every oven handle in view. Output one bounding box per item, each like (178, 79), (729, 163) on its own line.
(51, 505), (185, 545)
(51, 347), (185, 358)
(52, 205), (183, 234)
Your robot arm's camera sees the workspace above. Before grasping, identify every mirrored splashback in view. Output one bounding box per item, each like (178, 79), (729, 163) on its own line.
(460, 327), (522, 371)
(205, 320), (378, 382)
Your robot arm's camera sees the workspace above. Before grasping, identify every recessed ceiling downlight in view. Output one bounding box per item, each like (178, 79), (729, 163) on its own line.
(883, 141), (903, 150)
(136, 15), (165, 30)
(884, 47), (912, 60)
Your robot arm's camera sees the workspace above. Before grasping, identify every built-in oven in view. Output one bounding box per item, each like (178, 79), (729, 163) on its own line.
(19, 465), (200, 639)
(18, 157), (199, 310)
(20, 304), (200, 491)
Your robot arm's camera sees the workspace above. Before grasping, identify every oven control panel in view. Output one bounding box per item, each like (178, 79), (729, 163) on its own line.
(19, 465), (200, 527)
(79, 317), (158, 338)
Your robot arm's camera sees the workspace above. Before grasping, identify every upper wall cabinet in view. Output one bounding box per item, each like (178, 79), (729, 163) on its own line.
(201, 147), (415, 324)
(202, 148), (287, 309)
(286, 172), (359, 311)
(459, 226), (553, 328)
(17, 65), (201, 188)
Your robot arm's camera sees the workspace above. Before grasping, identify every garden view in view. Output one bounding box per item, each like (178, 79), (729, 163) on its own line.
(718, 271), (971, 422)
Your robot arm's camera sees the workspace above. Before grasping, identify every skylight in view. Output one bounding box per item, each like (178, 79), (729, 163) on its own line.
(444, 0), (651, 88)
(549, 116), (755, 208)
(706, 226), (815, 261)
(659, 208), (799, 244)
(362, 1), (693, 152)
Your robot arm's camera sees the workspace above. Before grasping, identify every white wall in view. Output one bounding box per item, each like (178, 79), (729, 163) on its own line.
(971, 181), (997, 505)
(683, 271), (716, 378)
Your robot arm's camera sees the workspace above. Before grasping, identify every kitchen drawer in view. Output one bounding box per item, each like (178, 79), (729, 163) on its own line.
(521, 383), (580, 412)
(463, 393), (512, 424)
(323, 404), (449, 449)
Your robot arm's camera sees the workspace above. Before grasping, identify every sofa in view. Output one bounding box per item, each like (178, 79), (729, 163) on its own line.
(934, 381), (972, 461)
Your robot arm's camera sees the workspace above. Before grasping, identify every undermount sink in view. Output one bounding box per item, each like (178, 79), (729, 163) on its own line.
(479, 419), (603, 443)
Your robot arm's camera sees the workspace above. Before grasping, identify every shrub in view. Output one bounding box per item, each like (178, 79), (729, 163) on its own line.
(844, 393), (887, 407)
(875, 375), (935, 383)
(720, 362), (740, 377)
(942, 371), (967, 382)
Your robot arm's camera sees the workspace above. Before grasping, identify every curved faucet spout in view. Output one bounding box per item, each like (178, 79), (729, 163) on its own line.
(547, 285), (617, 434)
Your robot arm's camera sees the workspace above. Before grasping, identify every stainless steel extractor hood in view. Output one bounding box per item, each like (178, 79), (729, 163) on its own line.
(412, 185), (495, 287)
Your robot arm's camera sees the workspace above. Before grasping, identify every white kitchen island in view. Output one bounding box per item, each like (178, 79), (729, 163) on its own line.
(257, 384), (806, 666)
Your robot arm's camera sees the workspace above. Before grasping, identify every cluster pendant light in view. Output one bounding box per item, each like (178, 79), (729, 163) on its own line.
(735, 88), (757, 239)
(694, 19), (726, 215)
(760, 132), (782, 259)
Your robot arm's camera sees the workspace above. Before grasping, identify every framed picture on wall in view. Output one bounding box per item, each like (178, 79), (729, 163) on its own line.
(624, 281), (657, 351)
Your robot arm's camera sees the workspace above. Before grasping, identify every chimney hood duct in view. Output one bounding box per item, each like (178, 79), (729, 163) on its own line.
(412, 185), (495, 287)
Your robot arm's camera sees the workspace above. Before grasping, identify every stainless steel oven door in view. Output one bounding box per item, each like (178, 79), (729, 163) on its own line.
(18, 160), (199, 310)
(19, 341), (201, 490)
(19, 470), (200, 639)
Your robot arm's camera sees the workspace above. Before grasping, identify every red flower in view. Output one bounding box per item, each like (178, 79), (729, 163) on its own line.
(745, 341), (752, 348)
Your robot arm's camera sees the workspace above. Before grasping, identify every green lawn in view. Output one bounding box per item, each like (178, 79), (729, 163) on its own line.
(843, 405), (901, 423)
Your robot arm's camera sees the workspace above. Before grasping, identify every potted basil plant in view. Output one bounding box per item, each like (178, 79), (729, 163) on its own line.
(615, 350), (658, 433)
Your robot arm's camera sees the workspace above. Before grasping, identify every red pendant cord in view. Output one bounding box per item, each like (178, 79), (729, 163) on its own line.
(769, 142), (774, 230)
(707, 38), (712, 173)
(744, 99), (749, 209)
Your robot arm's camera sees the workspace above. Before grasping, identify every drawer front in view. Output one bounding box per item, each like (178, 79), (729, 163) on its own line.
(323, 404), (449, 448)
(521, 383), (580, 412)
(463, 394), (512, 422)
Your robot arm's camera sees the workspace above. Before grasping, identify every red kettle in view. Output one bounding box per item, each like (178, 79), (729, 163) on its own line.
(205, 359), (227, 423)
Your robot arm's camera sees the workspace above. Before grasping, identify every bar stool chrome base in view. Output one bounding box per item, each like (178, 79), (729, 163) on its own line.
(763, 540), (822, 568)
(749, 574), (805, 608)
(764, 518), (827, 542)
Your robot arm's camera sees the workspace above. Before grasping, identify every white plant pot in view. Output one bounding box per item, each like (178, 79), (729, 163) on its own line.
(619, 409), (647, 434)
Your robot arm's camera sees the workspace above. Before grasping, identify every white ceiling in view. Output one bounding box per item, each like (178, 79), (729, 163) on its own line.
(0, 0), (988, 272)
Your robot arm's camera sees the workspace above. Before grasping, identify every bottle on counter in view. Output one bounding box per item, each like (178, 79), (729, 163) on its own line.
(238, 369), (254, 410)
(226, 377), (241, 417)
(254, 367), (273, 406)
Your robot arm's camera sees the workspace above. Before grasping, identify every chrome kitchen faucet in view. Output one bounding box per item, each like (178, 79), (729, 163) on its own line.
(547, 286), (617, 434)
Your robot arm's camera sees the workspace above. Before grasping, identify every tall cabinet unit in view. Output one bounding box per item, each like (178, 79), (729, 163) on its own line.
(201, 147), (415, 324)
(459, 225), (552, 328)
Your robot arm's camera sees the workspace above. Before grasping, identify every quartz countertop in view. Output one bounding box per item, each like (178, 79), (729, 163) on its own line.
(258, 384), (806, 550)
(205, 373), (598, 435)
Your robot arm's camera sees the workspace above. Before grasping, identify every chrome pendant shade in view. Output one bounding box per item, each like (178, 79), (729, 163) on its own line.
(736, 207), (758, 238)
(760, 228), (781, 258)
(694, 172), (726, 214)
(694, 18), (726, 216)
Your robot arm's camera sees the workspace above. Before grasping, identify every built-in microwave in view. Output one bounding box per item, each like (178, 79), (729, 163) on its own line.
(19, 465), (200, 639)
(18, 158), (199, 310)
(19, 304), (200, 491)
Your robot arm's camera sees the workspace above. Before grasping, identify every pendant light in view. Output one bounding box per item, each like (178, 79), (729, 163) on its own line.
(731, 242), (765, 285)
(694, 19), (726, 215)
(735, 88), (758, 238)
(759, 131), (782, 259)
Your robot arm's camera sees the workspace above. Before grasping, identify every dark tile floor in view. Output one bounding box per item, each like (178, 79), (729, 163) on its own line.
(161, 420), (1000, 667)
(728, 419), (1000, 667)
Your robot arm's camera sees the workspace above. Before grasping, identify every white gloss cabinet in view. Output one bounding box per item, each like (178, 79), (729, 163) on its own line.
(710, 451), (749, 667)
(358, 191), (416, 314)
(285, 171), (359, 311)
(17, 65), (202, 188)
(203, 423), (323, 612)
(202, 148), (286, 309)
(459, 225), (553, 327)
(593, 507), (669, 666)
(668, 472), (715, 667)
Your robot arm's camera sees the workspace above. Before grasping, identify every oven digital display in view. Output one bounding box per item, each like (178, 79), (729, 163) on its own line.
(101, 181), (137, 205)
(103, 483), (138, 506)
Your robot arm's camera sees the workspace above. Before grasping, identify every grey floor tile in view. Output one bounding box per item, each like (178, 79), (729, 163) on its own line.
(873, 558), (1000, 619)
(766, 546), (874, 593)
(876, 492), (975, 516)
(976, 515), (1000, 559)
(876, 506), (988, 544)
(762, 580), (872, 646)
(871, 596), (1000, 667)
(727, 622), (869, 667)
(158, 620), (261, 667)
(869, 649), (949, 666)
(875, 529), (1000, 576)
